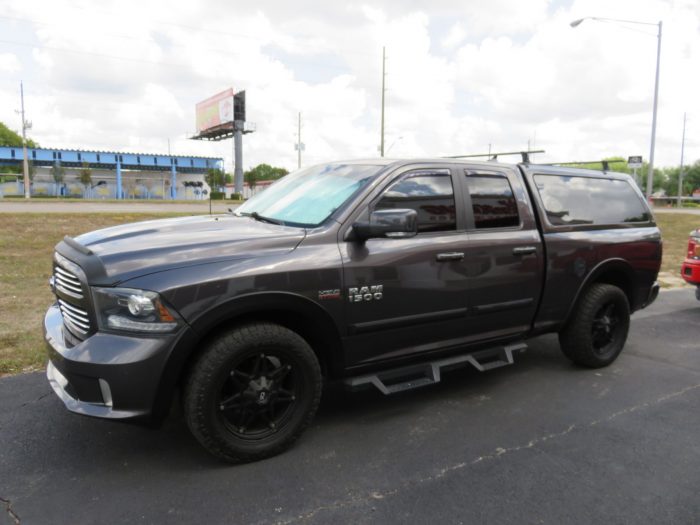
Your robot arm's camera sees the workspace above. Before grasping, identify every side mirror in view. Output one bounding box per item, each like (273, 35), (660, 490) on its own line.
(353, 208), (418, 241)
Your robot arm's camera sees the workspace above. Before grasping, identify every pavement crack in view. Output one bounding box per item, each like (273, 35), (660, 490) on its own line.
(19, 391), (52, 409)
(276, 382), (700, 524)
(0, 496), (20, 524)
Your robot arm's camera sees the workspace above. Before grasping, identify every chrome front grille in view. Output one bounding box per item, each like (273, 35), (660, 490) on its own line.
(58, 298), (91, 336)
(54, 265), (84, 299)
(53, 252), (92, 340)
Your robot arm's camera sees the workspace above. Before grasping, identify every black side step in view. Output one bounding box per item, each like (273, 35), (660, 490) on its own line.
(344, 342), (527, 395)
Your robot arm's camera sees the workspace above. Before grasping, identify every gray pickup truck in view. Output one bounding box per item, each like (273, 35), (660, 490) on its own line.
(44, 158), (661, 462)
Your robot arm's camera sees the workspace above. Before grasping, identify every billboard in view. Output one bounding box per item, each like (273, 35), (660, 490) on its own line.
(196, 88), (234, 133)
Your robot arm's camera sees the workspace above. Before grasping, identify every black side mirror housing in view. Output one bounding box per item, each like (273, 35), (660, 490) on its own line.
(353, 208), (418, 241)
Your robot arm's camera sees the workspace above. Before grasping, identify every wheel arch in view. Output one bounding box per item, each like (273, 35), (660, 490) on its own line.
(563, 258), (636, 327)
(150, 292), (344, 422)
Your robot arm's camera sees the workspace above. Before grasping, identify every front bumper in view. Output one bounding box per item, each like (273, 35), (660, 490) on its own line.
(44, 303), (179, 420)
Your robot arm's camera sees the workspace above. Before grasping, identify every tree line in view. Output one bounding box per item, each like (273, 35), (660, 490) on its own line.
(568, 156), (700, 197)
(3, 120), (697, 197)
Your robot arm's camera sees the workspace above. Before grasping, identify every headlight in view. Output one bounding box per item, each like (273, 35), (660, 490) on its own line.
(92, 287), (179, 333)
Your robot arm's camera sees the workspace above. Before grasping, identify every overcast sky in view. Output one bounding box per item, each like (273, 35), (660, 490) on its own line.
(0, 0), (698, 172)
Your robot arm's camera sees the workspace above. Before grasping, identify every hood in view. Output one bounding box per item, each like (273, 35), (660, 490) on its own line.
(72, 214), (306, 284)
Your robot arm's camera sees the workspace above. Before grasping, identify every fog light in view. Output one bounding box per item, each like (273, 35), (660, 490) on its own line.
(98, 378), (113, 407)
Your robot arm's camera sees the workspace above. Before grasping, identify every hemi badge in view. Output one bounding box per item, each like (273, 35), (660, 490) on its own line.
(318, 289), (341, 300)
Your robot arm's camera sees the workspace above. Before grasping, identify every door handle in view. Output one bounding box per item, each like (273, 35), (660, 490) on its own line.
(436, 252), (464, 262)
(512, 246), (537, 256)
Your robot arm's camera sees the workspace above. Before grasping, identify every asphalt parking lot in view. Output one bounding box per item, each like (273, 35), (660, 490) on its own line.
(1, 289), (699, 524)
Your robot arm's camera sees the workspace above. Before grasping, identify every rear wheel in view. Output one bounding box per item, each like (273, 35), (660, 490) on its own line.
(559, 283), (630, 368)
(184, 322), (322, 463)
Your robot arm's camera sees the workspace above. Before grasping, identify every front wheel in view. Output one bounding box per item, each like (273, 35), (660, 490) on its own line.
(559, 283), (630, 368)
(184, 323), (322, 463)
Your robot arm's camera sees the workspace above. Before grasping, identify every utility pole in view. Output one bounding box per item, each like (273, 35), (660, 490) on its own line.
(380, 46), (386, 157)
(677, 112), (687, 208)
(294, 112), (304, 169)
(19, 81), (30, 199)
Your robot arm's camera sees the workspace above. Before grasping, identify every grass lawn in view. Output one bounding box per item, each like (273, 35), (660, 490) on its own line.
(655, 213), (698, 286)
(0, 212), (698, 376)
(0, 213), (188, 376)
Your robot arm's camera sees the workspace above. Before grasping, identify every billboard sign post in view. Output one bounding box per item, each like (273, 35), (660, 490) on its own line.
(191, 88), (253, 196)
(196, 88), (234, 133)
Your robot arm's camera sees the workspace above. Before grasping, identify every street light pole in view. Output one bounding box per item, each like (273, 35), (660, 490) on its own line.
(648, 21), (662, 201)
(570, 17), (662, 199)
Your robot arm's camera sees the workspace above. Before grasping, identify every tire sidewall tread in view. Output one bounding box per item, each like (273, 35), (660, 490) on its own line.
(184, 322), (322, 463)
(559, 283), (631, 368)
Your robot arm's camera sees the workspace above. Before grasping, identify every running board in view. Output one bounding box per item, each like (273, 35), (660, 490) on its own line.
(344, 342), (527, 395)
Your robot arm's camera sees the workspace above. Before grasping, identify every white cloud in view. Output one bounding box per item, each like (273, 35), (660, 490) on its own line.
(0, 0), (698, 172)
(441, 23), (466, 50)
(0, 53), (21, 73)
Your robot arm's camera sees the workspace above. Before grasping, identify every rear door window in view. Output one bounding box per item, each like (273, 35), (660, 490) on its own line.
(534, 175), (651, 226)
(465, 174), (520, 229)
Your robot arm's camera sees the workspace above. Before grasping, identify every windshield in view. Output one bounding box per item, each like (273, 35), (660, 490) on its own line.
(235, 163), (382, 227)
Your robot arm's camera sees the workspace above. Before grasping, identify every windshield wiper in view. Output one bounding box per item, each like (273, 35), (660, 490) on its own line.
(238, 211), (286, 226)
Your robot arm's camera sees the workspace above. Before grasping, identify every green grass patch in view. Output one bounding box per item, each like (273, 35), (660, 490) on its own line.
(0, 212), (697, 376)
(655, 213), (698, 287)
(0, 212), (191, 376)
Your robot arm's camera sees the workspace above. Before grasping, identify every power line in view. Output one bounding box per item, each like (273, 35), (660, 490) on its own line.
(0, 38), (189, 68)
(0, 14), (344, 67)
(0, 10), (377, 59)
(0, 35), (357, 77)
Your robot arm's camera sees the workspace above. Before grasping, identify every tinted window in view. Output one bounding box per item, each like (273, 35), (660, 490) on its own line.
(534, 175), (651, 226)
(376, 173), (456, 233)
(466, 175), (519, 229)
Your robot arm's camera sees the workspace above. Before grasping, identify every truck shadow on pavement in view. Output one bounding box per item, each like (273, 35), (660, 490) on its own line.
(3, 335), (575, 473)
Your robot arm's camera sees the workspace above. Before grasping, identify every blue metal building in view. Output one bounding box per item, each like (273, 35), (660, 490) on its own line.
(0, 146), (223, 199)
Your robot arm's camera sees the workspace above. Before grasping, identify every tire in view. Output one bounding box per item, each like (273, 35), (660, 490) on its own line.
(558, 283), (630, 368)
(184, 322), (322, 463)
(695, 286), (700, 301)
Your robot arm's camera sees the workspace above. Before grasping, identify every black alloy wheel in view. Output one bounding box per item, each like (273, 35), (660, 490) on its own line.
(591, 302), (622, 354)
(218, 352), (299, 439)
(559, 283), (630, 368)
(184, 323), (322, 463)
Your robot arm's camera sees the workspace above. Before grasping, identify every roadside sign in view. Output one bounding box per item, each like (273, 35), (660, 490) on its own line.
(628, 156), (643, 168)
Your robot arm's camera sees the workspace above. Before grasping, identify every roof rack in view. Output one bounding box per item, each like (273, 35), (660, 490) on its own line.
(543, 159), (625, 172)
(443, 150), (545, 164)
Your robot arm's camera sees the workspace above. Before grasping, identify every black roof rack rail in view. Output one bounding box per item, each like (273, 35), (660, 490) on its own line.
(542, 159), (625, 171)
(443, 150), (545, 164)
